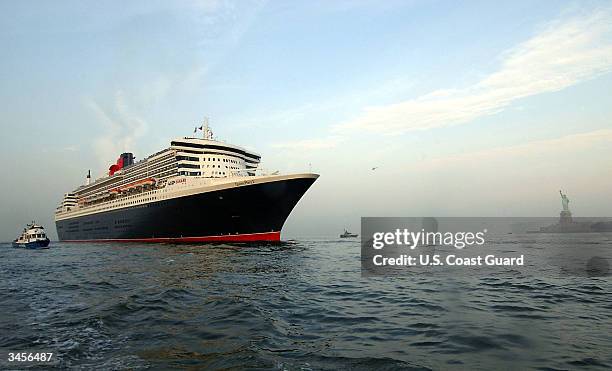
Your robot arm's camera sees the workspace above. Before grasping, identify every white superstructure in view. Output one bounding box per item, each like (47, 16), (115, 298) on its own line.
(55, 126), (262, 220)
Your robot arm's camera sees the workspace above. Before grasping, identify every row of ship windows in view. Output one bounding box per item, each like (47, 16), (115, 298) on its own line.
(123, 155), (175, 175)
(70, 188), (167, 215)
(126, 161), (177, 177)
(177, 171), (229, 176)
(177, 150), (258, 164)
(179, 171), (201, 176)
(85, 201), (152, 214)
(177, 156), (242, 164)
(208, 158), (240, 164)
(172, 142), (258, 158)
(77, 226), (108, 231)
(178, 164), (243, 170)
(123, 167), (177, 184)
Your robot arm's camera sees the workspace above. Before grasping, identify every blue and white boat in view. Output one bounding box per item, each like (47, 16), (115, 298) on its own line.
(12, 222), (50, 249)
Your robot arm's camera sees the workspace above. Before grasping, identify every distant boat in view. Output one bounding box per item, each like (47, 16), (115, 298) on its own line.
(340, 229), (358, 238)
(12, 222), (50, 249)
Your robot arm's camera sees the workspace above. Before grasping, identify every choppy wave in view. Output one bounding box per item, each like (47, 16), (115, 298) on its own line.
(0, 237), (611, 370)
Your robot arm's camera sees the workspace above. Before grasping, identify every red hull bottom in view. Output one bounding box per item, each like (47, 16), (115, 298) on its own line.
(63, 231), (281, 243)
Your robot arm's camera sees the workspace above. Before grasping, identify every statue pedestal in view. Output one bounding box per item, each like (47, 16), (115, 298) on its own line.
(560, 211), (573, 225)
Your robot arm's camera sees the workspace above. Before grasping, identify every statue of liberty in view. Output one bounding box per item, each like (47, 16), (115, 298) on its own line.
(559, 190), (570, 212)
(558, 190), (573, 225)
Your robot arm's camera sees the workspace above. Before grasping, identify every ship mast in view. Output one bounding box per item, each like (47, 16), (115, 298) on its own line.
(202, 117), (213, 140)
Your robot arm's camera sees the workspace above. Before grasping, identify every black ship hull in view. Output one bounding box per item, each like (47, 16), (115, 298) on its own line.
(56, 176), (316, 242)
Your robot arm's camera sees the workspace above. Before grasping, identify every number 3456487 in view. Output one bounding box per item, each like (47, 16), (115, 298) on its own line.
(8, 352), (53, 362)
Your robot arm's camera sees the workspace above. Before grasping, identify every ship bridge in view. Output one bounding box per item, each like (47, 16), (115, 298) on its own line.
(171, 136), (260, 178)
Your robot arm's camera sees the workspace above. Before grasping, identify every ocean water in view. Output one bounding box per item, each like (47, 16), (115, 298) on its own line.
(1, 235), (611, 370)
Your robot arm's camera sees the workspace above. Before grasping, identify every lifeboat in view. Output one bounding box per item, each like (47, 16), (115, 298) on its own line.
(110, 178), (156, 194)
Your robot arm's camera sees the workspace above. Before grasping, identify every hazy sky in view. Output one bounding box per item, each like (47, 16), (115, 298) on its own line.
(1, 0), (612, 240)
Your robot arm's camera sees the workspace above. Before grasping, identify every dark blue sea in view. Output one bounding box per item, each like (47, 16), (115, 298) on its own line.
(1, 234), (611, 370)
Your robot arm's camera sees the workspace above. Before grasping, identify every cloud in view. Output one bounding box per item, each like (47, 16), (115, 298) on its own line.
(335, 9), (612, 135)
(87, 91), (148, 175)
(182, 0), (268, 90)
(414, 128), (612, 171)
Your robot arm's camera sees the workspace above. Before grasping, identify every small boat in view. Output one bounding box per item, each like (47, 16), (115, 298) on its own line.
(12, 222), (50, 249)
(340, 229), (358, 238)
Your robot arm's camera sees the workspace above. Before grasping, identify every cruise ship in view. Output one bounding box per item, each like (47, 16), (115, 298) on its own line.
(55, 124), (318, 242)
